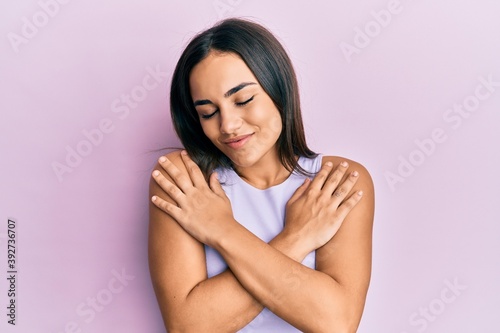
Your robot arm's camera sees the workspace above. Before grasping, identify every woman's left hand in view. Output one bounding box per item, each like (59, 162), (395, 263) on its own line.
(151, 151), (235, 246)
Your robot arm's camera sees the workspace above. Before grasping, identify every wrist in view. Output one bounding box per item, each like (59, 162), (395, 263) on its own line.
(270, 229), (309, 262)
(211, 218), (244, 250)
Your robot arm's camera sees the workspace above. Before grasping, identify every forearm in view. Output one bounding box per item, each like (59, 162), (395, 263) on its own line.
(214, 221), (353, 333)
(171, 229), (308, 332)
(151, 153), (372, 332)
(173, 269), (260, 332)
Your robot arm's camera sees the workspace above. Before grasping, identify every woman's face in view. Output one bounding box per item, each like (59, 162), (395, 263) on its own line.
(189, 51), (283, 169)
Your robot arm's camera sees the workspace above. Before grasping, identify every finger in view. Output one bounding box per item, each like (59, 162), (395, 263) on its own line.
(158, 155), (193, 193)
(321, 161), (349, 195)
(331, 170), (360, 203)
(209, 172), (226, 197)
(316, 191), (363, 250)
(180, 150), (207, 188)
(309, 162), (334, 191)
(287, 178), (311, 205)
(332, 190), (364, 221)
(152, 169), (185, 204)
(151, 194), (183, 220)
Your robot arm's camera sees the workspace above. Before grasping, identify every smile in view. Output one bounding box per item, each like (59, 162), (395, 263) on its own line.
(222, 133), (254, 149)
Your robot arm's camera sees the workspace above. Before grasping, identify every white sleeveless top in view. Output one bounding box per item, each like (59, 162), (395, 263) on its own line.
(205, 154), (323, 332)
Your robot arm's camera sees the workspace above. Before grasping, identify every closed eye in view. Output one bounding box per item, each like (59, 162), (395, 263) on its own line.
(201, 109), (218, 119)
(200, 96), (254, 119)
(236, 96), (254, 106)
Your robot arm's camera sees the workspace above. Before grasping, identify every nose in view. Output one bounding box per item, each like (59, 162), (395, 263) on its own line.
(219, 109), (242, 134)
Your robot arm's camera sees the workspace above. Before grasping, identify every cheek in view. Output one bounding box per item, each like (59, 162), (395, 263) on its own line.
(200, 122), (218, 141)
(269, 113), (282, 133)
(256, 111), (282, 142)
(262, 99), (282, 134)
(251, 100), (282, 133)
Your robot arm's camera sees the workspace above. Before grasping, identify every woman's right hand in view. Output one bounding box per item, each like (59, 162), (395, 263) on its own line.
(150, 151), (236, 248)
(283, 160), (364, 256)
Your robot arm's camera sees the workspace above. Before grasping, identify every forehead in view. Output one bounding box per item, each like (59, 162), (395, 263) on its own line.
(189, 52), (258, 99)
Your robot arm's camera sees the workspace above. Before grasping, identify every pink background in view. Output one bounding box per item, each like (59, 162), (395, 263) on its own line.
(1, 0), (499, 332)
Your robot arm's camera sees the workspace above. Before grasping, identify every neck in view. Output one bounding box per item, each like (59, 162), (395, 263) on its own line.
(233, 149), (293, 190)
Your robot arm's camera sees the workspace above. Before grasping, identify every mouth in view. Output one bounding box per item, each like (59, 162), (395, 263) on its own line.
(222, 133), (254, 149)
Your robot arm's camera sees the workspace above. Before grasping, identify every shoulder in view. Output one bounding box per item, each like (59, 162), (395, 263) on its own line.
(151, 150), (187, 172)
(149, 150), (189, 192)
(321, 155), (372, 178)
(321, 155), (374, 197)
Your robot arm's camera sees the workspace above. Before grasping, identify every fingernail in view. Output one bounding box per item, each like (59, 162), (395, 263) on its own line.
(341, 161), (348, 167)
(151, 196), (157, 202)
(352, 171), (359, 177)
(159, 156), (166, 163)
(153, 170), (160, 177)
(181, 150), (187, 155)
(357, 190), (363, 196)
(325, 162), (333, 167)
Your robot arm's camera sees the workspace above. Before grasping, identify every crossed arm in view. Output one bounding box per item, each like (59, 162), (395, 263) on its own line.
(148, 151), (374, 333)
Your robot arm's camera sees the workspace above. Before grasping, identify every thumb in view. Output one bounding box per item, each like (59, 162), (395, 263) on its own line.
(209, 172), (226, 197)
(288, 177), (311, 205)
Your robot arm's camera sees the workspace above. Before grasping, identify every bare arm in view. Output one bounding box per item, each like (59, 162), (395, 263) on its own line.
(149, 151), (374, 332)
(212, 157), (374, 332)
(315, 156), (374, 332)
(148, 151), (312, 332)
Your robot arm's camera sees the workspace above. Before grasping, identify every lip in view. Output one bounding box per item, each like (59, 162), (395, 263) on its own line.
(222, 133), (254, 149)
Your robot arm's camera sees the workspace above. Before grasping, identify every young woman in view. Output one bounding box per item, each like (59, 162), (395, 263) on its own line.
(148, 18), (374, 333)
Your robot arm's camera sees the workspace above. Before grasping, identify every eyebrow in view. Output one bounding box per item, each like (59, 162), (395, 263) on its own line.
(193, 82), (256, 107)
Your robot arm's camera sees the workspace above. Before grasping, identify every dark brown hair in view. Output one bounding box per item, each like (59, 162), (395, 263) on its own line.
(170, 18), (316, 177)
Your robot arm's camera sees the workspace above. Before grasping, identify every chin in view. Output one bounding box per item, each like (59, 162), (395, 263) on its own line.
(226, 155), (257, 168)
(219, 149), (254, 167)
(214, 139), (277, 169)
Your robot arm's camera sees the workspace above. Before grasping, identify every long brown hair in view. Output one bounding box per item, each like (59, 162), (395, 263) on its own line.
(170, 18), (316, 177)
